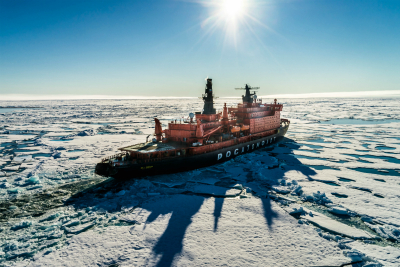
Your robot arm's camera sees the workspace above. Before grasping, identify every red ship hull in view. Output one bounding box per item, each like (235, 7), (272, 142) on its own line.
(95, 123), (289, 179)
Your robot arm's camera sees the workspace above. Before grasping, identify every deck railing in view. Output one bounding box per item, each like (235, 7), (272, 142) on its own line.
(101, 152), (125, 162)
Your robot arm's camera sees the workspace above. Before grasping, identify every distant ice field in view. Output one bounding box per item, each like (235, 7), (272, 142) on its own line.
(0, 98), (399, 266)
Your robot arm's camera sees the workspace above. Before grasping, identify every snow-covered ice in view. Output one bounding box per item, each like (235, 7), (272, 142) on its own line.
(29, 195), (351, 267)
(1, 97), (400, 266)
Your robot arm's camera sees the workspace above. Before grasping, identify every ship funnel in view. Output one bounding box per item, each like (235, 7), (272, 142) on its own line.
(222, 103), (228, 120)
(154, 118), (163, 142)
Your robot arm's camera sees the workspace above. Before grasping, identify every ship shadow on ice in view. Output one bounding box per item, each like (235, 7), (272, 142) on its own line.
(142, 194), (204, 267)
(273, 141), (318, 178)
(64, 181), (282, 267)
(63, 138), (317, 267)
(138, 196), (279, 267)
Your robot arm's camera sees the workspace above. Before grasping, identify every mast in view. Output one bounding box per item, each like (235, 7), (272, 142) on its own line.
(202, 78), (216, 114)
(235, 84), (260, 104)
(243, 84), (253, 103)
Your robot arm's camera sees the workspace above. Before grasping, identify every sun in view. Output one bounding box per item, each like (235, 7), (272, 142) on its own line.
(214, 0), (249, 37)
(220, 0), (245, 20)
(197, 0), (272, 48)
(200, 0), (249, 26)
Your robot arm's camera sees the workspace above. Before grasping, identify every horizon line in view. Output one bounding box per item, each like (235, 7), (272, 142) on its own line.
(0, 90), (399, 101)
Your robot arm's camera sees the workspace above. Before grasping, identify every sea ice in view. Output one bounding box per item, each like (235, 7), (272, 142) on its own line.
(187, 176), (220, 185)
(271, 185), (291, 194)
(1, 97), (400, 265)
(28, 195), (352, 267)
(0, 182), (10, 188)
(329, 207), (349, 216)
(11, 221), (33, 231)
(77, 129), (96, 137)
(64, 222), (95, 235)
(364, 223), (400, 242)
(188, 184), (242, 197)
(2, 165), (20, 171)
(301, 209), (374, 239)
(289, 206), (306, 217)
(25, 176), (40, 184)
(345, 240), (400, 267)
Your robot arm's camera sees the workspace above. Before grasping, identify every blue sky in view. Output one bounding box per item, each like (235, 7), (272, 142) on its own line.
(1, 0), (399, 97)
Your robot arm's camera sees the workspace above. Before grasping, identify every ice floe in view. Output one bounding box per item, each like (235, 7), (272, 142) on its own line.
(301, 209), (374, 239)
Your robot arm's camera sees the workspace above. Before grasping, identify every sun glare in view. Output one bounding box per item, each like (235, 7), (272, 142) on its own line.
(221, 0), (245, 19)
(198, 0), (272, 48)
